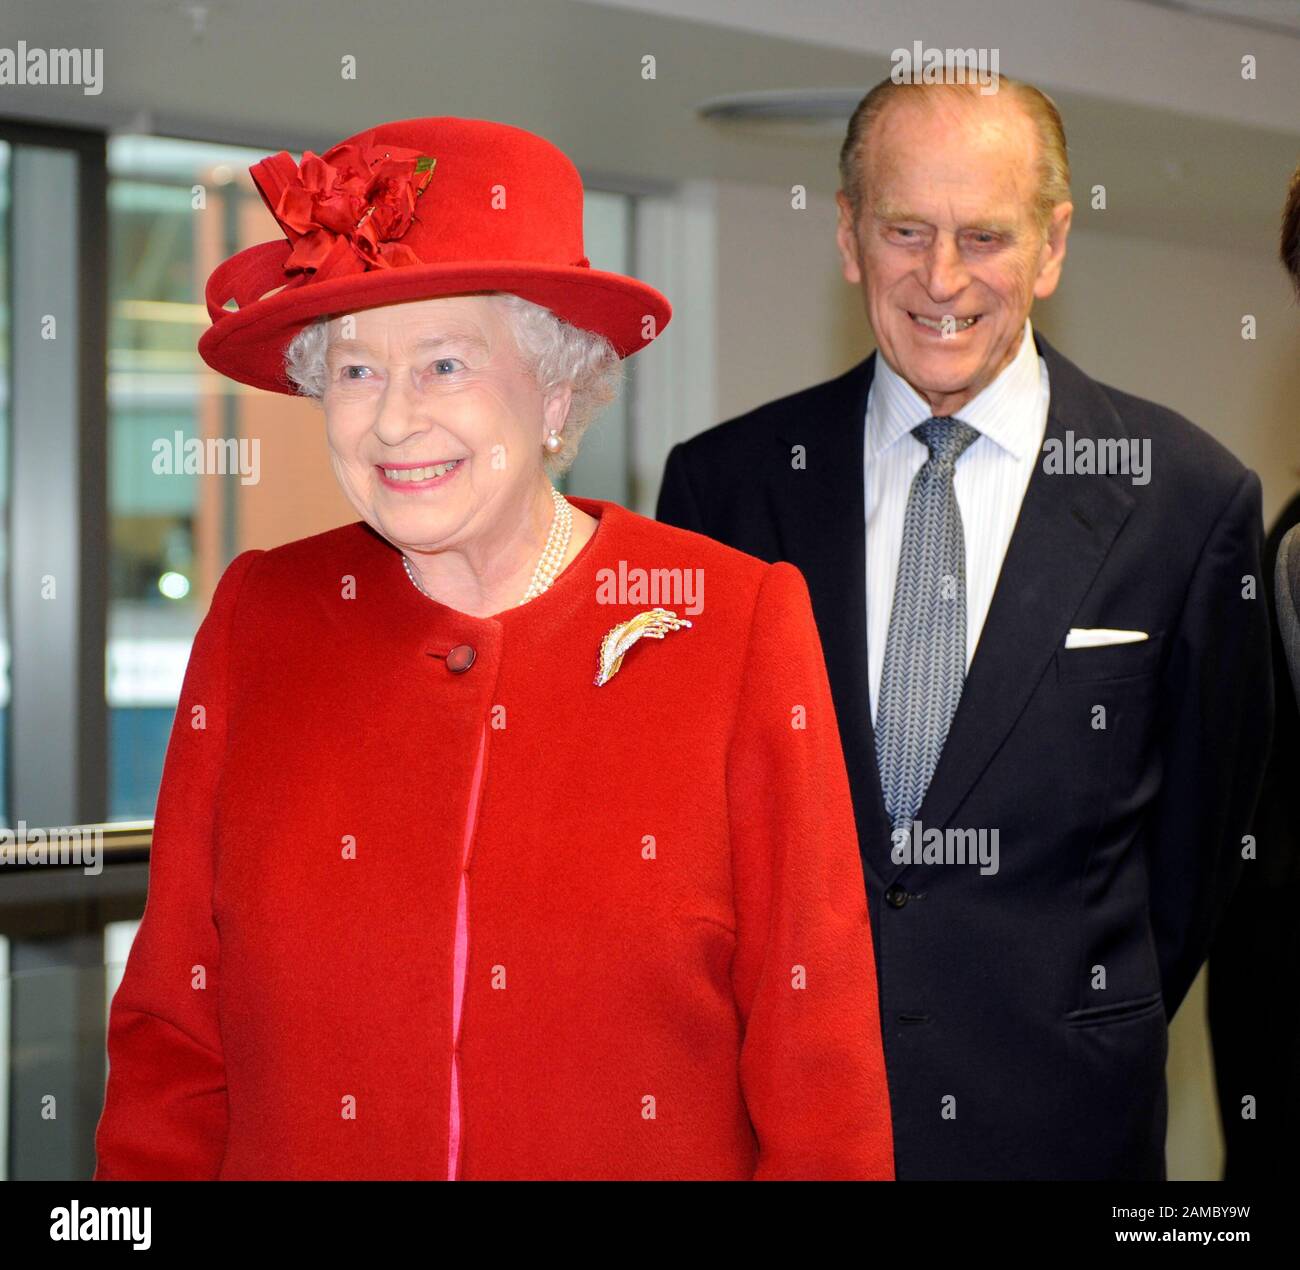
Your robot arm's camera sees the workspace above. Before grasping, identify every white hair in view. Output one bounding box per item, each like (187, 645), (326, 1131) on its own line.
(282, 293), (624, 475)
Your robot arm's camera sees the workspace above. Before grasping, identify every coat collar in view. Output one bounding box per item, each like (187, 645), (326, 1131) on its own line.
(867, 317), (1046, 463)
(341, 494), (624, 655)
(771, 331), (1137, 885)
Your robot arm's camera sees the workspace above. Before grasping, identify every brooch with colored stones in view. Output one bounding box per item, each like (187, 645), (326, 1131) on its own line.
(595, 609), (693, 687)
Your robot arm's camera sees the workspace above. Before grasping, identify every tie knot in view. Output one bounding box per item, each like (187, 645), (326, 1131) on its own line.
(912, 416), (980, 468)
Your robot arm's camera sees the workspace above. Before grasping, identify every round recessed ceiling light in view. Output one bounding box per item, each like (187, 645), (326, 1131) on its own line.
(697, 88), (867, 137)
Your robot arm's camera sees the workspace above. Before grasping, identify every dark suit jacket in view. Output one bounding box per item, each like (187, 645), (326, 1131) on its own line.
(1208, 501), (1300, 1180)
(1278, 523), (1300, 712)
(656, 331), (1274, 1180)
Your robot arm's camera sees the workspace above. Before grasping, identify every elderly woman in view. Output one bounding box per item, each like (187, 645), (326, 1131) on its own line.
(92, 117), (893, 1181)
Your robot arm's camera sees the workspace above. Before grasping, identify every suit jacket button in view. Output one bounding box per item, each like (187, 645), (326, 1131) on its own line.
(885, 885), (908, 909)
(447, 644), (476, 673)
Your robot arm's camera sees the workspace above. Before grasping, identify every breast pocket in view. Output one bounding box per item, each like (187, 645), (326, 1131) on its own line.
(1056, 632), (1163, 684)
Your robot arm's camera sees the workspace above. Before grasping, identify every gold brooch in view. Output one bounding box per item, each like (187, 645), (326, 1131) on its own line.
(595, 608), (693, 687)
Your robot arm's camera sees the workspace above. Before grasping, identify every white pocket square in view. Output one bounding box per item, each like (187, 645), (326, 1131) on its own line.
(1064, 627), (1148, 649)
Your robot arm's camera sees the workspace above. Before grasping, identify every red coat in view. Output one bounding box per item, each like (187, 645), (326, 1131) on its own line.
(93, 496), (894, 1180)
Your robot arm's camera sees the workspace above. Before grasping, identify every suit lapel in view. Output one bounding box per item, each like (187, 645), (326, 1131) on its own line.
(772, 355), (896, 891)
(900, 333), (1137, 869)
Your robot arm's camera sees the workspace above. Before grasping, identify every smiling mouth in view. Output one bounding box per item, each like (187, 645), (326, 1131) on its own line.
(379, 459), (463, 482)
(909, 312), (981, 332)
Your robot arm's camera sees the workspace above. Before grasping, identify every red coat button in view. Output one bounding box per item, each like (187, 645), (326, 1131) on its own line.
(446, 644), (476, 673)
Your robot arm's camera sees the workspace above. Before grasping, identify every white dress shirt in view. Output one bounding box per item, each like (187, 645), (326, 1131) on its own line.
(864, 318), (1050, 725)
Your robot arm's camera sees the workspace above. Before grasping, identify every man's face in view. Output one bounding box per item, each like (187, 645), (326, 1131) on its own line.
(836, 92), (1072, 416)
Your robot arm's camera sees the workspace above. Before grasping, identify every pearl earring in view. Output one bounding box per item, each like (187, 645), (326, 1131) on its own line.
(544, 429), (562, 453)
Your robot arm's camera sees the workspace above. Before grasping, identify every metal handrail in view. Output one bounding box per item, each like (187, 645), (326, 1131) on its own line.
(0, 820), (154, 869)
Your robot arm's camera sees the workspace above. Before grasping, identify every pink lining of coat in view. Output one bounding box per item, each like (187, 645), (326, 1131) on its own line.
(447, 723), (487, 1180)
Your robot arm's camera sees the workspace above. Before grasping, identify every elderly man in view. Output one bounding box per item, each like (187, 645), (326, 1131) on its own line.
(657, 73), (1273, 1180)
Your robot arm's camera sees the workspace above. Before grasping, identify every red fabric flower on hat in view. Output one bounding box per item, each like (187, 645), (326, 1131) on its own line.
(250, 142), (437, 279)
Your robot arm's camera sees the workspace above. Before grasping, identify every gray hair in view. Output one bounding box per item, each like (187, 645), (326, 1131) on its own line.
(283, 293), (624, 474)
(838, 73), (1071, 236)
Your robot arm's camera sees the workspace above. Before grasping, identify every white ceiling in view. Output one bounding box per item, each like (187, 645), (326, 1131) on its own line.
(0, 0), (1296, 251)
(1135, 0), (1300, 39)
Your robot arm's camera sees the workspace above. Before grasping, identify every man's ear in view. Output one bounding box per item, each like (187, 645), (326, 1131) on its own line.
(1033, 201), (1073, 300)
(836, 191), (865, 286)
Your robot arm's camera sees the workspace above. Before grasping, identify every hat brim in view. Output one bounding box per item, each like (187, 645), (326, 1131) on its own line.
(198, 252), (673, 395)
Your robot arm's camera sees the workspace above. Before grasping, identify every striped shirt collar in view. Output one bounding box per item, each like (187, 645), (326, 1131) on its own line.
(866, 317), (1042, 462)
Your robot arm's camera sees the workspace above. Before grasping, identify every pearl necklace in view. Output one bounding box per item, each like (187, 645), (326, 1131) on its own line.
(401, 484), (574, 608)
(520, 484), (574, 603)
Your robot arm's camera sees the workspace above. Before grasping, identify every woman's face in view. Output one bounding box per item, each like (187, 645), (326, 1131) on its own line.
(322, 295), (568, 553)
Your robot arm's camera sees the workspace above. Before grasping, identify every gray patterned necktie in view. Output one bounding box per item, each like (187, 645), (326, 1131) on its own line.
(875, 416), (981, 833)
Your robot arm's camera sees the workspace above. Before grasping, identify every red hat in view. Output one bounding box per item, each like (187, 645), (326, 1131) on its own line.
(198, 117), (672, 394)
